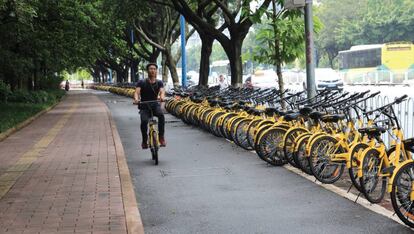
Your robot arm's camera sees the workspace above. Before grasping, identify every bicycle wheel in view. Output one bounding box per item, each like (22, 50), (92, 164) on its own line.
(348, 143), (369, 192)
(226, 117), (244, 142)
(293, 134), (313, 175)
(309, 135), (345, 184)
(188, 106), (199, 125)
(246, 119), (262, 149)
(283, 127), (308, 168)
(391, 161), (414, 228)
(255, 127), (287, 166)
(173, 101), (185, 117)
(234, 119), (253, 150)
(200, 109), (214, 130)
(219, 113), (237, 137)
(254, 122), (275, 147)
(209, 112), (225, 137)
(181, 104), (192, 124)
(359, 148), (386, 203)
(150, 131), (159, 165)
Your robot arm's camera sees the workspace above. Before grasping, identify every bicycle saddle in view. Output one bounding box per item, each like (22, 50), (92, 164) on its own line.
(192, 97), (203, 103)
(242, 105), (251, 112)
(180, 92), (189, 97)
(208, 100), (218, 107)
(284, 112), (301, 121)
(320, 114), (346, 123)
(276, 110), (295, 117)
(245, 107), (255, 114)
(309, 111), (326, 121)
(403, 138), (414, 150)
(299, 106), (313, 116)
(265, 107), (278, 115)
(239, 100), (248, 105)
(223, 105), (235, 110)
(253, 109), (264, 116)
(218, 101), (232, 107)
(358, 126), (386, 136)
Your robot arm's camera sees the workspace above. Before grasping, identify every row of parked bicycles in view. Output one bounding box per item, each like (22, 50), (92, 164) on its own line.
(165, 86), (414, 228)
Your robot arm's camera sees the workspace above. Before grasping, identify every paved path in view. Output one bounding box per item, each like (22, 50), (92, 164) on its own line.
(101, 91), (412, 234)
(0, 90), (142, 233)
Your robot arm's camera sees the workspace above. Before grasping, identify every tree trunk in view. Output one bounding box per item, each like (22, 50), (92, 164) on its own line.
(276, 63), (285, 109)
(327, 51), (337, 69)
(329, 57), (334, 69)
(116, 70), (124, 83)
(272, 0), (285, 108)
(149, 49), (161, 63)
(30, 65), (36, 91)
(199, 35), (214, 87)
(165, 51), (179, 87)
(130, 60), (135, 82)
(161, 53), (169, 83)
(225, 38), (243, 87)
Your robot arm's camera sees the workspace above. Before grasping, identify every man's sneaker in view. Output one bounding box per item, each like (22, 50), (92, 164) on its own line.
(159, 137), (166, 147)
(141, 142), (148, 149)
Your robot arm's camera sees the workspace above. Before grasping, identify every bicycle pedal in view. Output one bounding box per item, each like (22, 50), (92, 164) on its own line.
(381, 166), (395, 175)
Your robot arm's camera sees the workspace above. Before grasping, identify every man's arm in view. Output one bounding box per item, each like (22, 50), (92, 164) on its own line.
(159, 87), (165, 101)
(134, 87), (141, 103)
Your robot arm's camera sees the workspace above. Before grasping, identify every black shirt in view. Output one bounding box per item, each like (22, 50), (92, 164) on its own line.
(136, 78), (164, 102)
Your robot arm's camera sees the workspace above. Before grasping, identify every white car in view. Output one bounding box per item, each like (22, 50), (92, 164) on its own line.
(315, 68), (344, 91)
(251, 70), (278, 88)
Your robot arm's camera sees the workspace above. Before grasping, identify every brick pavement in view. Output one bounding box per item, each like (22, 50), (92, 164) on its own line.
(0, 91), (143, 234)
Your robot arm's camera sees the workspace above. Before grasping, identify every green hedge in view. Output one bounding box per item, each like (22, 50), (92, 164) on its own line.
(0, 80), (65, 104)
(5, 89), (65, 104)
(0, 89), (65, 133)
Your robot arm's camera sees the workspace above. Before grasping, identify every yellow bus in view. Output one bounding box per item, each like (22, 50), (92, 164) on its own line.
(338, 42), (414, 85)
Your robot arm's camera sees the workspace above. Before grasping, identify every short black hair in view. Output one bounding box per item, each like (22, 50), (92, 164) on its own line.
(146, 63), (158, 70)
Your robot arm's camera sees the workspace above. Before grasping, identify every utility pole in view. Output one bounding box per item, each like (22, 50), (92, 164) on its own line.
(284, 0), (316, 98)
(108, 69), (113, 83)
(304, 0), (316, 98)
(180, 15), (187, 87)
(130, 28), (135, 83)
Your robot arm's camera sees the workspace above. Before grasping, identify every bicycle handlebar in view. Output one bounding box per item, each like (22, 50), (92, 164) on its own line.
(133, 100), (165, 105)
(366, 94), (408, 115)
(395, 94), (408, 104)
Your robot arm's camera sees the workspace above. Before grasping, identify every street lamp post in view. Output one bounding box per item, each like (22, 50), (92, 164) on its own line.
(304, 0), (316, 98)
(180, 15), (187, 87)
(130, 28), (135, 83)
(284, 0), (316, 98)
(108, 69), (113, 83)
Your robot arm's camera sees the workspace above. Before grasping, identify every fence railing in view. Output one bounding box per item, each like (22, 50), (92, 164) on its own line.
(363, 95), (414, 146)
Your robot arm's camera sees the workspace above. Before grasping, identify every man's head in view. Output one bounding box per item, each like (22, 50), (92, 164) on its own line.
(219, 74), (225, 82)
(146, 63), (158, 79)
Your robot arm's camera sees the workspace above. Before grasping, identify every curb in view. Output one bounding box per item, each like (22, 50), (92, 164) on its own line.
(104, 103), (145, 234)
(0, 96), (65, 142)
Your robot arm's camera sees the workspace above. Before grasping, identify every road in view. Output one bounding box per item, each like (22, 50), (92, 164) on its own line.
(98, 91), (411, 234)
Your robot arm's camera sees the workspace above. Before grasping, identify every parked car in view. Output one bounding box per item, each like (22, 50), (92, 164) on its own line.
(315, 68), (344, 91)
(251, 69), (278, 88)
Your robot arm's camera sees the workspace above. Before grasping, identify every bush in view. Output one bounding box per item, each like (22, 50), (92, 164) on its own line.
(9, 89), (34, 103)
(39, 74), (64, 89)
(45, 89), (65, 102)
(31, 90), (49, 103)
(0, 80), (11, 103)
(8, 89), (65, 104)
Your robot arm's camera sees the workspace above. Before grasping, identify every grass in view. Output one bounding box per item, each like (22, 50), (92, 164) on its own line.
(0, 89), (65, 133)
(0, 102), (52, 133)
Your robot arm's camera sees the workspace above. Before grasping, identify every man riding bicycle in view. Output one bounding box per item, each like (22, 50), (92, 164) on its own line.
(133, 63), (166, 149)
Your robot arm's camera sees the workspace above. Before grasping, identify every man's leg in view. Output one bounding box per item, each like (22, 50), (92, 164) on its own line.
(154, 106), (166, 146)
(140, 110), (150, 148)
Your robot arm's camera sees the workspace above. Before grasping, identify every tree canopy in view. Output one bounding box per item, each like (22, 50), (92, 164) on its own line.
(315, 0), (414, 68)
(1, 0), (413, 90)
